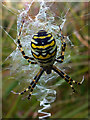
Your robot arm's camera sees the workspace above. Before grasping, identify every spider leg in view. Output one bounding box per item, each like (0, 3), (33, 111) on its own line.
(28, 68), (44, 100)
(55, 25), (66, 63)
(11, 68), (44, 98)
(17, 20), (37, 64)
(52, 65), (84, 93)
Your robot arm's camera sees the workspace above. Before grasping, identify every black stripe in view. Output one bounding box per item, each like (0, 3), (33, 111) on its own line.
(19, 44), (22, 48)
(32, 83), (36, 88)
(32, 52), (56, 61)
(22, 51), (25, 55)
(62, 47), (65, 51)
(24, 90), (26, 92)
(17, 39), (20, 44)
(24, 56), (30, 59)
(78, 83), (80, 85)
(31, 41), (56, 50)
(31, 37), (54, 46)
(19, 31), (21, 36)
(69, 82), (72, 85)
(38, 59), (53, 64)
(28, 86), (31, 89)
(60, 56), (64, 59)
(63, 42), (66, 47)
(34, 33), (52, 37)
(66, 75), (70, 79)
(21, 92), (24, 95)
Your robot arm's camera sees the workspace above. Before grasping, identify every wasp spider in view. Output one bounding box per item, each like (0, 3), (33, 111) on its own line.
(12, 20), (84, 100)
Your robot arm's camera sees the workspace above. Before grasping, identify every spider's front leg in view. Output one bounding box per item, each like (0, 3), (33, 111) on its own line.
(17, 20), (37, 64)
(11, 68), (44, 100)
(55, 25), (66, 63)
(52, 65), (84, 93)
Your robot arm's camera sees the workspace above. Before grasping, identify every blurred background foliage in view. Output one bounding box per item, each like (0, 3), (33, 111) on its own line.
(2, 1), (89, 119)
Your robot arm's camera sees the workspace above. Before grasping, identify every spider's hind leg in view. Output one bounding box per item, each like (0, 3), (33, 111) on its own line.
(52, 65), (84, 93)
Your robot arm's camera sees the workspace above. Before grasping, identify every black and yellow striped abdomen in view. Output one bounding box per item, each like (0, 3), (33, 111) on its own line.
(31, 30), (57, 69)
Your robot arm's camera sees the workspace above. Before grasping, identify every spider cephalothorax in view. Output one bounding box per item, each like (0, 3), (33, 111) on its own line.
(12, 20), (84, 100)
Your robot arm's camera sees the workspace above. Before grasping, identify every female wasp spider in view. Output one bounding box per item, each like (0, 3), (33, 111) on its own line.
(12, 20), (84, 100)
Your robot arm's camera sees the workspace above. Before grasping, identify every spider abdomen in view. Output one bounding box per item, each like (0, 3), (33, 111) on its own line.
(31, 30), (57, 68)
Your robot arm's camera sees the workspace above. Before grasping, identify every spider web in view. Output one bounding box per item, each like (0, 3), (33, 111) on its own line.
(2, 0), (89, 119)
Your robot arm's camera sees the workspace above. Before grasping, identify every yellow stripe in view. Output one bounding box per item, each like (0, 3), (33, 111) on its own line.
(63, 39), (65, 42)
(62, 52), (64, 55)
(33, 51), (56, 59)
(26, 88), (29, 91)
(33, 79), (35, 82)
(68, 81), (70, 84)
(64, 74), (66, 77)
(62, 44), (63, 47)
(73, 80), (75, 83)
(39, 36), (46, 39)
(18, 36), (20, 39)
(30, 92), (32, 94)
(69, 78), (71, 80)
(33, 34), (51, 39)
(32, 40), (55, 49)
(20, 48), (23, 52)
(33, 36), (39, 39)
(47, 34), (51, 37)
(70, 85), (73, 87)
